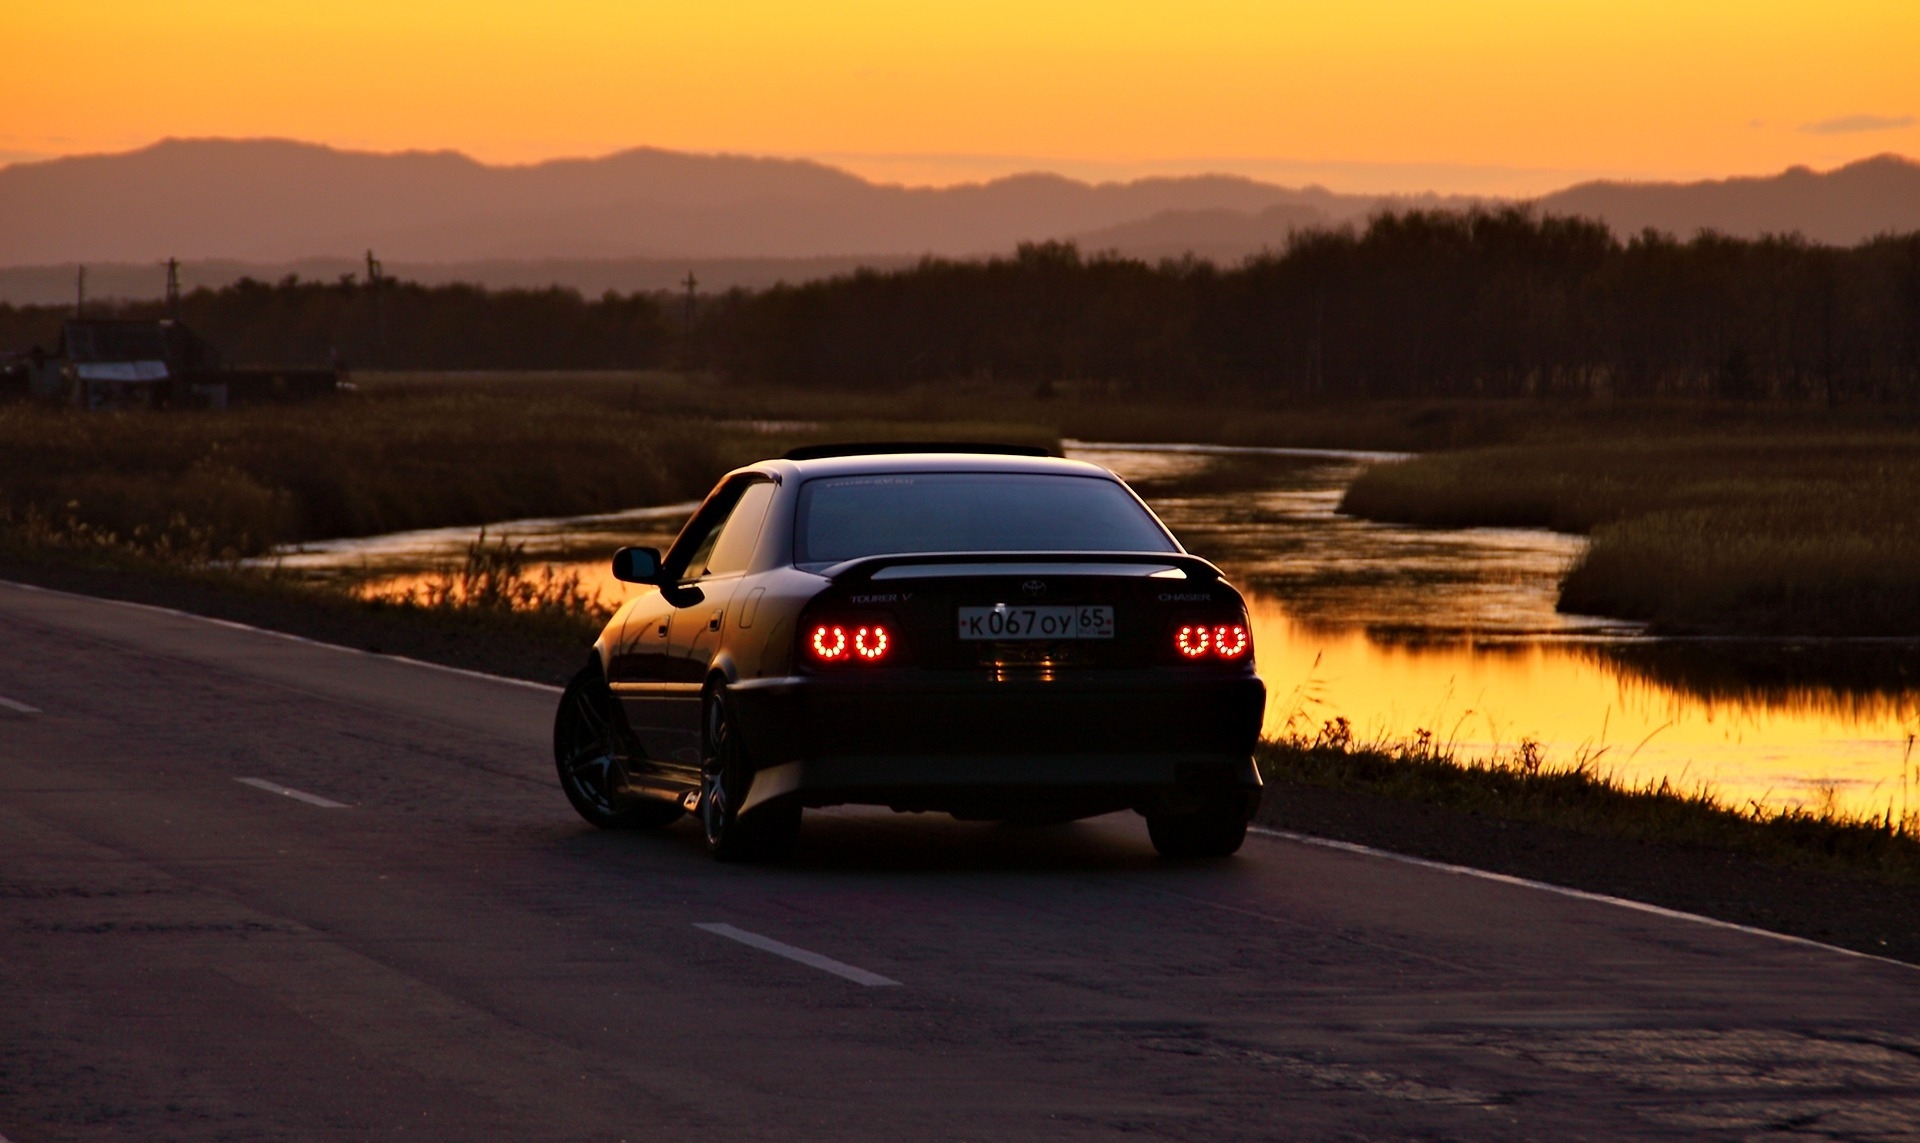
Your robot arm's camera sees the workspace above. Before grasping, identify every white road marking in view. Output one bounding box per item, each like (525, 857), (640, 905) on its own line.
(234, 777), (351, 809)
(0, 694), (39, 714)
(0, 579), (564, 694)
(695, 923), (901, 987)
(1248, 824), (1918, 972)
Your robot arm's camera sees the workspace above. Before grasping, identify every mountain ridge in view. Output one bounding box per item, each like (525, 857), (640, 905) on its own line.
(1, 140), (1914, 295)
(0, 138), (1363, 265)
(1536, 154), (1920, 246)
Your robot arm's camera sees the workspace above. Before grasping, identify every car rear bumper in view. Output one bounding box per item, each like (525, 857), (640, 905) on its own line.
(725, 671), (1265, 817)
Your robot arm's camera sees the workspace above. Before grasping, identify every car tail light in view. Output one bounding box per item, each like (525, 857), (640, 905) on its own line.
(809, 622), (893, 664)
(853, 624), (890, 660)
(810, 624), (850, 661)
(1174, 621), (1251, 661)
(1212, 624), (1249, 659)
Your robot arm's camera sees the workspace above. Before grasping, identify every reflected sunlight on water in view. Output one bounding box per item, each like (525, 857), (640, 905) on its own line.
(1247, 596), (1920, 818)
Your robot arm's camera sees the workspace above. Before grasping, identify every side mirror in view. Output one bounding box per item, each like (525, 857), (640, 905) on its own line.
(610, 546), (663, 584)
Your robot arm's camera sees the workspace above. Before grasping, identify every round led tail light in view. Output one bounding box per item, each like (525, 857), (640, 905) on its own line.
(1175, 624), (1211, 658)
(1212, 624), (1249, 659)
(853, 625), (890, 660)
(809, 624), (849, 661)
(809, 622), (892, 663)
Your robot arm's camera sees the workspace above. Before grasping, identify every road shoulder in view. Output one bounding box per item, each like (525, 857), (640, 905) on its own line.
(1257, 780), (1920, 966)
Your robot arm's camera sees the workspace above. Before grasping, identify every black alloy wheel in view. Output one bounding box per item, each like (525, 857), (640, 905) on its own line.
(701, 690), (801, 862)
(1144, 794), (1249, 858)
(554, 664), (684, 830)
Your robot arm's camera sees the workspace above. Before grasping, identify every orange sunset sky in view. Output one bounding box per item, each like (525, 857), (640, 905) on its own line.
(5, 0), (1916, 194)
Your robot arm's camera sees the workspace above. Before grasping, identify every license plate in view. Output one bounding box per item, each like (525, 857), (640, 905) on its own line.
(956, 605), (1114, 640)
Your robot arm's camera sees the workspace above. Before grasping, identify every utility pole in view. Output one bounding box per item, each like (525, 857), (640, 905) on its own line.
(75, 265), (86, 317)
(366, 249), (386, 365)
(682, 271), (698, 330)
(164, 257), (181, 322)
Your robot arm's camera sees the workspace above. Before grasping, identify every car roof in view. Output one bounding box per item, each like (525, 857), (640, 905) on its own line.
(753, 451), (1118, 482)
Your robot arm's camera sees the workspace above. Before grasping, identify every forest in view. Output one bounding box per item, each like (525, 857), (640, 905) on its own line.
(5, 208), (1918, 401)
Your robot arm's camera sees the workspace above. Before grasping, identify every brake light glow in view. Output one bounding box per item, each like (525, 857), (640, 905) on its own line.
(810, 624), (849, 661)
(1212, 624), (1250, 659)
(809, 622), (893, 664)
(1175, 622), (1250, 661)
(853, 625), (890, 660)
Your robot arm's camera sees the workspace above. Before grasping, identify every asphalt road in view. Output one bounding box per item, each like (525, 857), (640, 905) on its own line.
(3, 580), (1918, 1142)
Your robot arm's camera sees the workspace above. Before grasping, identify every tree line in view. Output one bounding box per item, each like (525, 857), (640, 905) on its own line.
(0, 276), (674, 372)
(5, 208), (1918, 401)
(696, 212), (1920, 402)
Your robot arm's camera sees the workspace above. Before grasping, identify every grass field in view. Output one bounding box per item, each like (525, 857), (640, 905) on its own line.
(1257, 731), (1920, 886)
(10, 373), (1920, 637)
(1340, 432), (1920, 635)
(0, 374), (1055, 560)
(0, 370), (1637, 565)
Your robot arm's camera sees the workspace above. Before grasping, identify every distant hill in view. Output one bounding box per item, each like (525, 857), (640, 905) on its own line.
(1069, 203), (1334, 262)
(1536, 155), (1920, 245)
(1, 140), (1913, 302)
(0, 138), (1365, 267)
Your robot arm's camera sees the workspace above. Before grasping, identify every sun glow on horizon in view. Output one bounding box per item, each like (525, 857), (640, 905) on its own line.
(4, 1), (1916, 194)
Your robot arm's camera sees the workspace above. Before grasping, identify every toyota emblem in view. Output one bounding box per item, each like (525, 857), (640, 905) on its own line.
(1022, 579), (1048, 598)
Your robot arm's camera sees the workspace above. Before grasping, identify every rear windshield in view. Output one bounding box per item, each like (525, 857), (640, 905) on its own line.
(794, 472), (1176, 566)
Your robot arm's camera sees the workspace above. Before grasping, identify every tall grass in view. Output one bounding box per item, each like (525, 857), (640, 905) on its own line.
(369, 530), (612, 623)
(0, 384), (1055, 560)
(1340, 435), (1920, 634)
(0, 390), (767, 558)
(1259, 724), (1920, 884)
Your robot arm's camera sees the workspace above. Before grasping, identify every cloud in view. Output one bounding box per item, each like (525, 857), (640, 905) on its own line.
(1799, 114), (1916, 136)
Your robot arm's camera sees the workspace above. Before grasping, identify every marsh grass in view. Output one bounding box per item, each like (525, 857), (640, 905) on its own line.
(0, 383), (1054, 561)
(367, 530), (612, 623)
(1340, 435), (1920, 634)
(1258, 725), (1920, 885)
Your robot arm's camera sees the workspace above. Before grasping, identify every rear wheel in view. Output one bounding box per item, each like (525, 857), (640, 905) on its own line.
(1145, 795), (1248, 858)
(702, 690), (800, 862)
(554, 664), (684, 830)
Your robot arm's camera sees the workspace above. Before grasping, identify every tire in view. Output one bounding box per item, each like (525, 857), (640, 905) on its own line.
(701, 690), (801, 862)
(1145, 795), (1249, 859)
(554, 664), (685, 830)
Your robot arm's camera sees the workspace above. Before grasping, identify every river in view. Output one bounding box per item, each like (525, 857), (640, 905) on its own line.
(267, 441), (1920, 820)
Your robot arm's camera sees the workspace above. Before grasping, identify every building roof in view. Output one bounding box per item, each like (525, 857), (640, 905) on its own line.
(60, 319), (216, 371)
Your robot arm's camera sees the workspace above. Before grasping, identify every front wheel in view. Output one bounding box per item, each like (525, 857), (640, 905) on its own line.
(702, 691), (800, 862)
(554, 664), (684, 830)
(1145, 794), (1249, 858)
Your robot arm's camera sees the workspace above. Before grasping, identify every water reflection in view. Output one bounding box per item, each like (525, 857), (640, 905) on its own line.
(1251, 600), (1919, 818)
(261, 501), (697, 610)
(267, 442), (1920, 818)
(1079, 443), (1919, 818)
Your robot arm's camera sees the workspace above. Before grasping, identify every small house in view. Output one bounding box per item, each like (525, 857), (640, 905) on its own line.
(33, 319), (337, 410)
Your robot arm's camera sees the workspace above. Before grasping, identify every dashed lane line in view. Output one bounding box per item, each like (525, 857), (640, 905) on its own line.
(0, 694), (39, 714)
(234, 777), (352, 809)
(695, 923), (901, 987)
(1247, 824), (1918, 973)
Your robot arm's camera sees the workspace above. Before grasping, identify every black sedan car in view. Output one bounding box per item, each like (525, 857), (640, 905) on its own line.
(553, 444), (1266, 861)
